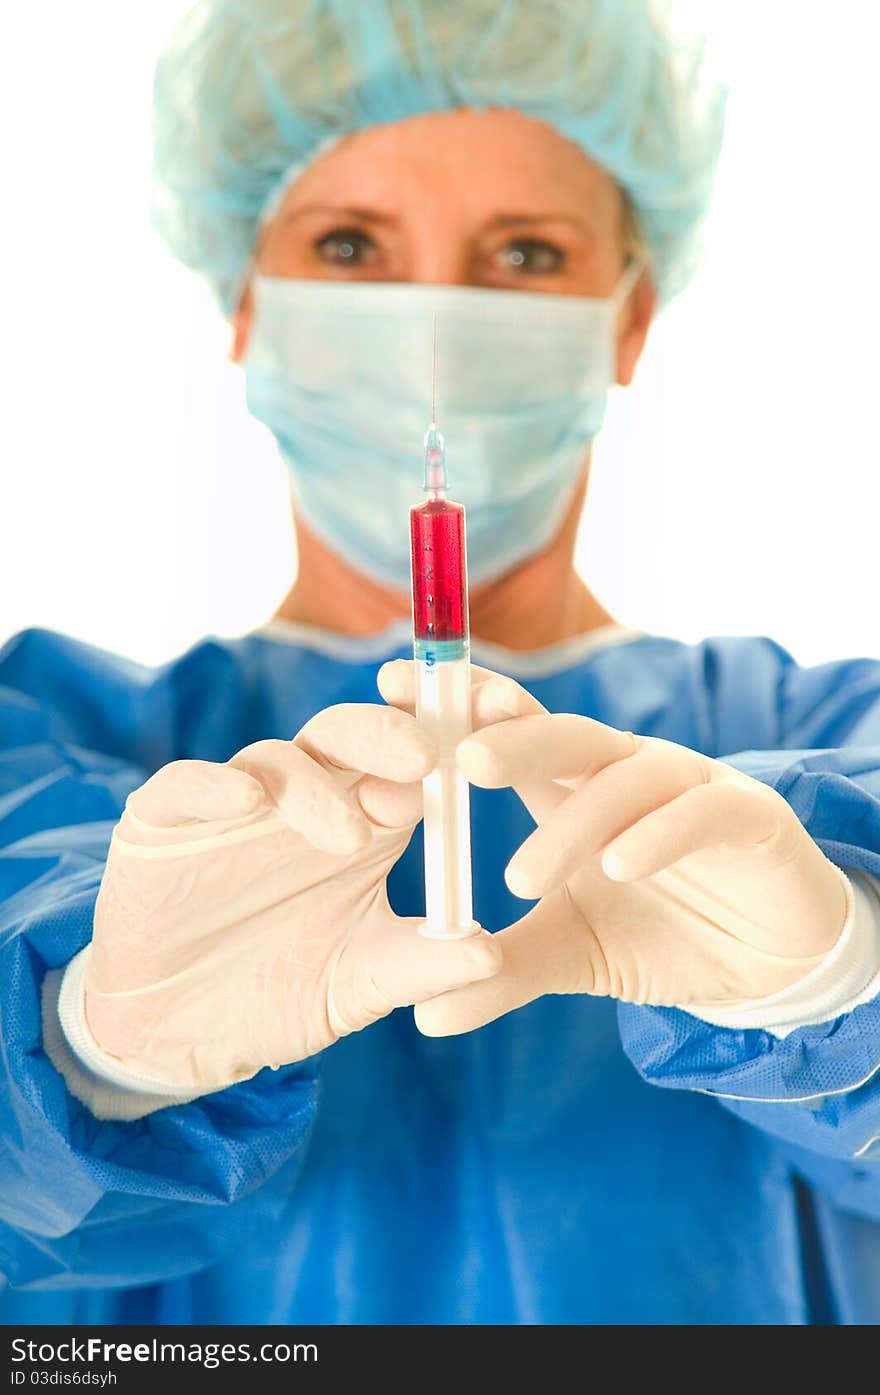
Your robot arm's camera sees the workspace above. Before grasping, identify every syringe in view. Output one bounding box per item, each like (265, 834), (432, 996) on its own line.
(410, 421), (478, 940)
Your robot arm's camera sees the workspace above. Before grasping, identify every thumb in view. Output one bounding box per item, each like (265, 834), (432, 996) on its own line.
(328, 920), (503, 1038)
(371, 919), (503, 1008)
(125, 760), (265, 830)
(414, 893), (591, 1037)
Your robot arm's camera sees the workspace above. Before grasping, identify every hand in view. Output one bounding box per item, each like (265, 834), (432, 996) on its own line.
(378, 661), (850, 1036)
(84, 701), (505, 1092)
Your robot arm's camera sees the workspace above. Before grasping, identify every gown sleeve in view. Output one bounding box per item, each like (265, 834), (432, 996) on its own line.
(618, 638), (880, 1222)
(0, 630), (319, 1290)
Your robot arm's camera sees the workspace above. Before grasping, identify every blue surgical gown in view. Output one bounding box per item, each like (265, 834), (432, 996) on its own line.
(1, 622), (879, 1325)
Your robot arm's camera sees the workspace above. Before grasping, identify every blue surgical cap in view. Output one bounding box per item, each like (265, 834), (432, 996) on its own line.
(151, 0), (726, 312)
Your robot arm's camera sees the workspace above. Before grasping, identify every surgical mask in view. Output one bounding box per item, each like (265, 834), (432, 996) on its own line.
(244, 268), (641, 589)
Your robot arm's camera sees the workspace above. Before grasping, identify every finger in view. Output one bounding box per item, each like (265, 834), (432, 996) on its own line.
(457, 714), (637, 789)
(355, 775), (423, 830)
(296, 702), (436, 783)
(376, 658), (416, 711)
(125, 760), (266, 829)
(472, 674), (546, 729)
(414, 894), (592, 1037)
(505, 739), (702, 897)
(601, 780), (789, 882)
(378, 659), (545, 731)
(230, 740), (370, 854)
(456, 713), (638, 825)
(328, 922), (504, 1034)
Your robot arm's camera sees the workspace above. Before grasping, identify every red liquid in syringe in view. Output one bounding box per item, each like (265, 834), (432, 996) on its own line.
(410, 497), (468, 644)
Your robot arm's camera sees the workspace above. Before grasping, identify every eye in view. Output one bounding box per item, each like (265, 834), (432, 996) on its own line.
(315, 229), (379, 267)
(497, 240), (565, 275)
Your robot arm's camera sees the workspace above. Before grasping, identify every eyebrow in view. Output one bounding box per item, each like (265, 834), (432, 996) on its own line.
(276, 204), (597, 237)
(482, 212), (599, 240)
(276, 204), (399, 228)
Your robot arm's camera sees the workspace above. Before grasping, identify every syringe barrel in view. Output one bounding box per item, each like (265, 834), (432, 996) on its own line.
(410, 494), (476, 939)
(410, 498), (468, 644)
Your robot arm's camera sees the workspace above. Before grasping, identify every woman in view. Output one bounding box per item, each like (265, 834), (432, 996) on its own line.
(1, 0), (879, 1326)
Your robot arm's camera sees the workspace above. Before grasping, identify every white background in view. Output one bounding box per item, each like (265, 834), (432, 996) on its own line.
(2, 2), (878, 668)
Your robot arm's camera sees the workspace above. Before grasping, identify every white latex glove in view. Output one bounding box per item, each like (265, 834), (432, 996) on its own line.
(73, 700), (508, 1096)
(378, 660), (853, 1036)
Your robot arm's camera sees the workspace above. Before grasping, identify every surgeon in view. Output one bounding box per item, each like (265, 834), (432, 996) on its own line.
(1, 0), (879, 1327)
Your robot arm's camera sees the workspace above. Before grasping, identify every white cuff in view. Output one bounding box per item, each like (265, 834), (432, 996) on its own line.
(42, 947), (202, 1121)
(685, 871), (880, 1038)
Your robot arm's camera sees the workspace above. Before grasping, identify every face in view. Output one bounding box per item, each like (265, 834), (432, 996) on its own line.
(232, 107), (654, 383)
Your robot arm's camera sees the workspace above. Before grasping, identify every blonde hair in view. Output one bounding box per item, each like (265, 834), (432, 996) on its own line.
(622, 193), (650, 268)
